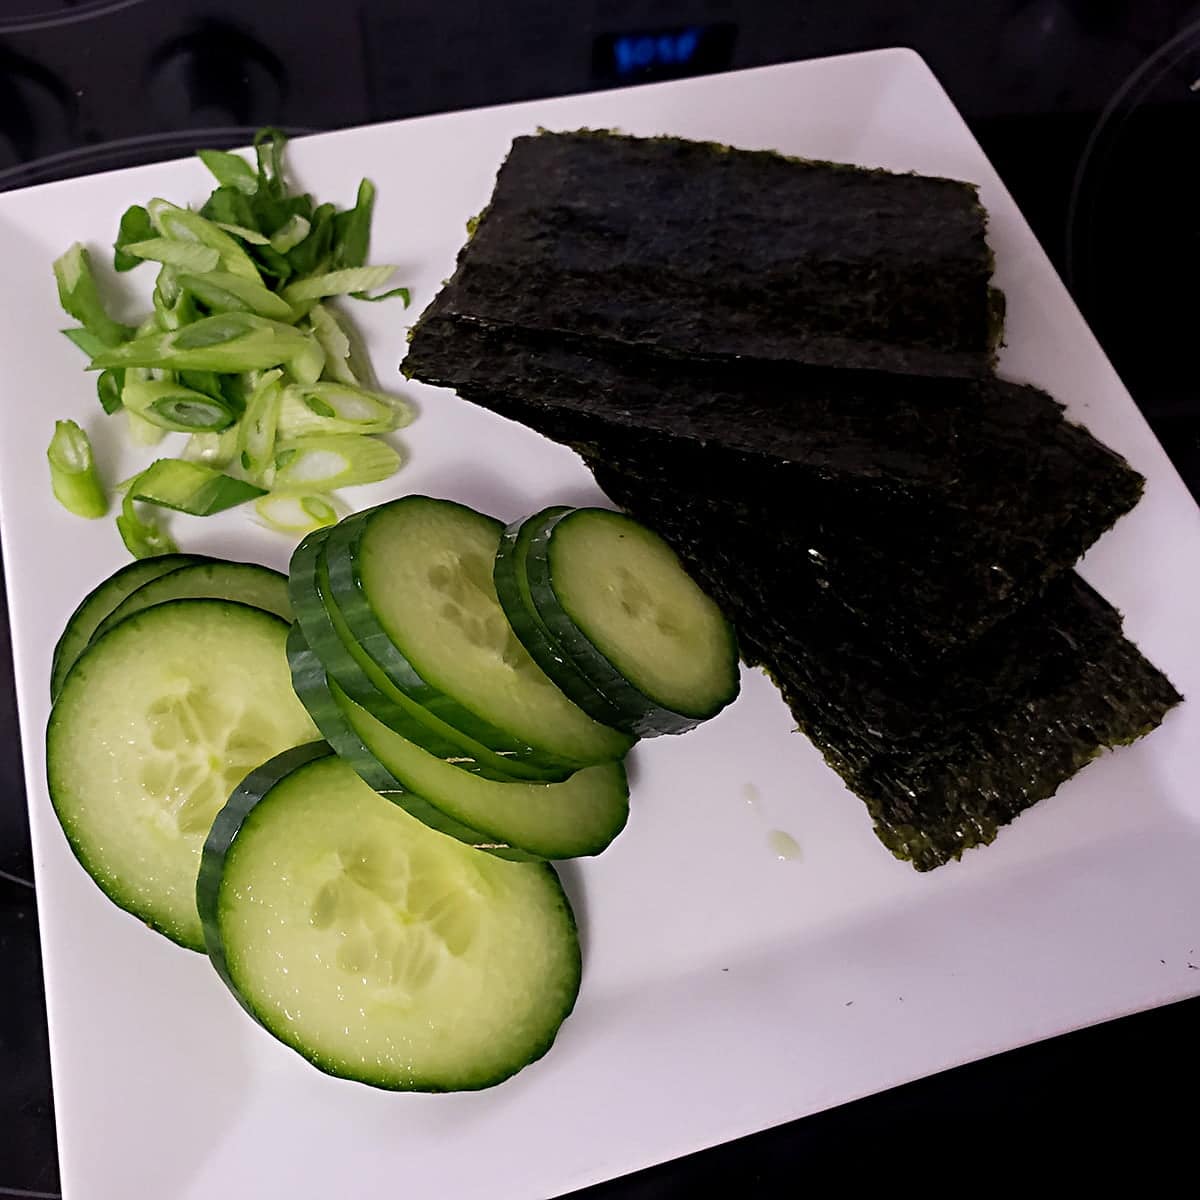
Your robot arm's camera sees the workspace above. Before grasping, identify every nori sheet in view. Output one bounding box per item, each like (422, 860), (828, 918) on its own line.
(589, 462), (1183, 870)
(416, 129), (1003, 378)
(404, 313), (1144, 657)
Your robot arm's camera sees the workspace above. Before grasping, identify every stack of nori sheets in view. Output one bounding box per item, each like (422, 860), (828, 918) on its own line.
(404, 130), (1182, 870)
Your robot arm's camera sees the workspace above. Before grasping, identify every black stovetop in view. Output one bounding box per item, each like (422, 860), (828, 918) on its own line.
(2, 3), (1198, 1196)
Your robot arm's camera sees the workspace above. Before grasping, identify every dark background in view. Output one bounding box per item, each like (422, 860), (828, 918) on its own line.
(2, 2), (1198, 1196)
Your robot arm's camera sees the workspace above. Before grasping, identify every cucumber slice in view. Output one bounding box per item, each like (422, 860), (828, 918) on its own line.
(198, 746), (581, 1091)
(286, 624), (532, 861)
(50, 553), (200, 698)
(525, 508), (740, 734)
(494, 507), (630, 730)
(46, 599), (317, 949)
(289, 528), (564, 783)
(330, 673), (629, 859)
(90, 560), (291, 642)
(324, 497), (633, 768)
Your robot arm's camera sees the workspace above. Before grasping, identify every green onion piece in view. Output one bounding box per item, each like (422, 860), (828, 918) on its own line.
(284, 202), (335, 277)
(272, 434), (403, 492)
(254, 492), (340, 535)
(88, 313), (314, 373)
(122, 378), (239, 432)
(286, 335), (326, 386)
(254, 128), (288, 197)
(214, 222), (270, 245)
(184, 427), (239, 468)
(270, 214), (311, 254)
(117, 485), (178, 559)
(131, 458), (266, 515)
(331, 178), (374, 269)
(146, 199), (262, 282)
(305, 303), (355, 383)
(113, 205), (154, 272)
(277, 382), (411, 437)
(197, 148), (259, 195)
(176, 270), (295, 320)
(53, 244), (135, 347)
(62, 327), (109, 358)
(238, 369), (284, 482)
(126, 408), (167, 446)
(282, 265), (398, 303)
(96, 369), (124, 414)
(122, 238), (221, 273)
(349, 285), (410, 306)
(47, 420), (107, 519)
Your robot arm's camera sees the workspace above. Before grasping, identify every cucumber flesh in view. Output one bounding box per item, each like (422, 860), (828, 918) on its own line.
(494, 508), (630, 730)
(198, 747), (581, 1091)
(326, 497), (632, 767)
(50, 553), (200, 698)
(528, 508), (740, 733)
(289, 528), (563, 783)
(90, 560), (292, 642)
(286, 624), (533, 860)
(331, 673), (629, 859)
(46, 599), (317, 949)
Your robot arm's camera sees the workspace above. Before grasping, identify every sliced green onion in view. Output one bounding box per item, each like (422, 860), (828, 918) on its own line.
(152, 271), (200, 332)
(130, 458), (266, 515)
(331, 178), (374, 269)
(287, 335), (326, 386)
(238, 369), (283, 482)
(88, 313), (315, 373)
(122, 378), (239, 432)
(254, 128), (288, 196)
(96, 369), (124, 414)
(197, 149), (259, 195)
(349, 285), (410, 305)
(122, 238), (221, 273)
(147, 199), (262, 282)
(47, 420), (107, 519)
(53, 244), (135, 347)
(62, 327), (109, 358)
(126, 408), (167, 446)
(254, 492), (340, 535)
(283, 202), (335, 277)
(305, 303), (354, 383)
(176, 270), (295, 320)
(184, 426), (240, 468)
(214, 222), (270, 245)
(270, 214), (311, 254)
(272, 434), (402, 492)
(117, 485), (178, 559)
(113, 204), (154, 272)
(282, 264), (398, 303)
(277, 382), (411, 437)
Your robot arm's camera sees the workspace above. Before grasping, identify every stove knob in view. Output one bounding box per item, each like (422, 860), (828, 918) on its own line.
(147, 24), (285, 128)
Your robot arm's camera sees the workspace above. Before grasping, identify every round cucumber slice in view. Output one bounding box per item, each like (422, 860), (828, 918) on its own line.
(90, 559), (292, 642)
(50, 553), (201, 698)
(286, 624), (534, 861)
(324, 497), (633, 768)
(198, 746), (581, 1091)
(46, 599), (317, 950)
(494, 507), (631, 730)
(525, 507), (740, 734)
(289, 527), (564, 782)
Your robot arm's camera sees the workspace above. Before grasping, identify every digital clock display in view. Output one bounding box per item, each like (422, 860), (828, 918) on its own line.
(592, 23), (737, 84)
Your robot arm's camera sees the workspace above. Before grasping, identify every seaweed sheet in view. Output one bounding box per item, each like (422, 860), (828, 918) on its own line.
(590, 462), (1182, 870)
(404, 313), (1144, 657)
(418, 129), (1002, 378)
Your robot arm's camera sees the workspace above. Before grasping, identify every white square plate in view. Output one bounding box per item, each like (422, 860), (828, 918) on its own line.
(1, 48), (1198, 1200)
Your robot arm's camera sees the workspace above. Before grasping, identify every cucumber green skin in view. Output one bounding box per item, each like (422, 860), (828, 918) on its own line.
(289, 528), (556, 783)
(48, 598), (297, 953)
(323, 505), (595, 775)
(286, 624), (533, 861)
(525, 509), (739, 736)
(50, 553), (201, 698)
(493, 510), (632, 731)
(90, 560), (291, 643)
(198, 742), (333, 1000)
(197, 743), (580, 1091)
